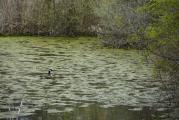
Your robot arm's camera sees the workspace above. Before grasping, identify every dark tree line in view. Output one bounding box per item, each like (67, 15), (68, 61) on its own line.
(0, 0), (100, 36)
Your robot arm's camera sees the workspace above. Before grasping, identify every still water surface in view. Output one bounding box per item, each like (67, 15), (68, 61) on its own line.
(0, 37), (171, 120)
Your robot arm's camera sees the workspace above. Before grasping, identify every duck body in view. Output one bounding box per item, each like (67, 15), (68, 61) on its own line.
(40, 69), (54, 79)
(48, 69), (53, 77)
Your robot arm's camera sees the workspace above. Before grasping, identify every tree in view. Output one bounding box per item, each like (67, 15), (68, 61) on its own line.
(95, 0), (149, 48)
(141, 0), (179, 82)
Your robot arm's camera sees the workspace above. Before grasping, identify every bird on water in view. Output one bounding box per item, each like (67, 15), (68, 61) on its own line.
(48, 69), (53, 77)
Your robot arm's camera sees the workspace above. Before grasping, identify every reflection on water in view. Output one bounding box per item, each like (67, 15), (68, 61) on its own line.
(25, 104), (166, 120)
(0, 37), (175, 120)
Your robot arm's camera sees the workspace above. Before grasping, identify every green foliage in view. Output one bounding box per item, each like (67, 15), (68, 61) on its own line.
(145, 26), (161, 39)
(128, 33), (140, 42)
(114, 15), (125, 28)
(142, 0), (179, 80)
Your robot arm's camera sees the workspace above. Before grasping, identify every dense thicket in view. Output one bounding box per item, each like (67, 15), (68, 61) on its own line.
(0, 0), (100, 36)
(142, 0), (179, 92)
(144, 1), (179, 115)
(95, 0), (149, 48)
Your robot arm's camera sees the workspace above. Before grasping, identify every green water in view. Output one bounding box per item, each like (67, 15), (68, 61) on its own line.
(0, 37), (171, 120)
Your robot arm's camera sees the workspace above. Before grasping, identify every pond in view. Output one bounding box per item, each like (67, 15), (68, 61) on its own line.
(0, 37), (173, 120)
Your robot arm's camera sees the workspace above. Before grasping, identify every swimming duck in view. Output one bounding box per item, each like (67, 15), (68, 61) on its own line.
(39, 69), (54, 79)
(48, 69), (53, 77)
